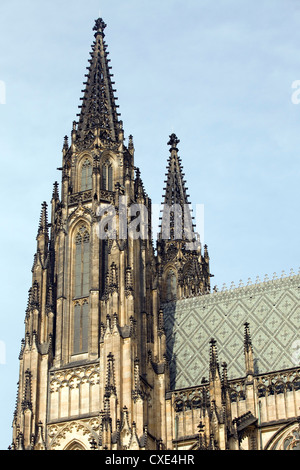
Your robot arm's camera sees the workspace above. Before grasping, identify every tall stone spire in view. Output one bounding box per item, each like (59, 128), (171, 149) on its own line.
(209, 338), (220, 382)
(244, 322), (254, 378)
(159, 134), (195, 242)
(37, 202), (49, 236)
(76, 18), (122, 145)
(12, 16), (167, 451)
(157, 133), (211, 301)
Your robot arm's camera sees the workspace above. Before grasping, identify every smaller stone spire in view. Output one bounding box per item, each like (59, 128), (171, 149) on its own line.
(62, 135), (69, 154)
(76, 18), (121, 145)
(105, 352), (116, 397)
(37, 202), (49, 236)
(31, 281), (39, 309)
(52, 182), (59, 201)
(221, 361), (228, 388)
(244, 322), (254, 377)
(128, 134), (134, 155)
(244, 322), (252, 352)
(21, 369), (32, 411)
(209, 338), (222, 412)
(221, 361), (233, 431)
(132, 357), (142, 401)
(209, 338), (219, 379)
(159, 133), (197, 245)
(158, 309), (165, 334)
(198, 421), (207, 450)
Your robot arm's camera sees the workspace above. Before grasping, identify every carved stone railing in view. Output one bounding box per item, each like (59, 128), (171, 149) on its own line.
(99, 189), (114, 203)
(167, 366), (300, 411)
(255, 367), (300, 397)
(69, 189), (115, 206)
(69, 190), (92, 205)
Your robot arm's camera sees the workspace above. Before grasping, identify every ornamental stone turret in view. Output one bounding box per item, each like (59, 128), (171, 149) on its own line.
(157, 134), (211, 302)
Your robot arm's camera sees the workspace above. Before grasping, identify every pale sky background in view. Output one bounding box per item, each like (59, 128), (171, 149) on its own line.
(1, 0), (300, 449)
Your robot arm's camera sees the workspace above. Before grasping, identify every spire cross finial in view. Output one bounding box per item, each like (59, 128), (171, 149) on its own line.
(93, 18), (107, 36)
(168, 133), (180, 152)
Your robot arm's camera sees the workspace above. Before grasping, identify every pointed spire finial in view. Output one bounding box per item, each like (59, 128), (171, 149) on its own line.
(93, 18), (107, 36)
(77, 18), (121, 144)
(52, 182), (59, 200)
(168, 133), (180, 152)
(221, 362), (228, 386)
(198, 421), (207, 450)
(244, 322), (254, 377)
(244, 322), (252, 352)
(22, 369), (32, 411)
(38, 202), (48, 236)
(209, 338), (220, 377)
(159, 133), (196, 242)
(128, 134), (134, 151)
(105, 352), (116, 396)
(63, 135), (69, 155)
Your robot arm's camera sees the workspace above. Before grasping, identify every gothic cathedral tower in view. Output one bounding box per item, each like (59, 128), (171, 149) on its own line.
(11, 18), (210, 451)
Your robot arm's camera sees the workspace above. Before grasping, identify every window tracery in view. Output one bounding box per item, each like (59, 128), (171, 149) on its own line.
(268, 421), (300, 450)
(166, 269), (177, 302)
(75, 225), (90, 298)
(73, 225), (90, 354)
(101, 161), (113, 191)
(80, 158), (92, 191)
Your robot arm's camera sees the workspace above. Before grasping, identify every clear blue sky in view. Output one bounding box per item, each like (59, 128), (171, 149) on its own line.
(1, 0), (300, 449)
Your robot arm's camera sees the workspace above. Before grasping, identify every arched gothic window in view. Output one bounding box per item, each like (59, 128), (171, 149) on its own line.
(73, 301), (89, 354)
(101, 240), (108, 293)
(101, 162), (113, 191)
(74, 225), (90, 298)
(81, 159), (92, 191)
(73, 225), (90, 355)
(166, 269), (177, 301)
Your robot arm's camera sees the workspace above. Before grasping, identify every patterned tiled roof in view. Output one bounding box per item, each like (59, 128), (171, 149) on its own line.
(163, 270), (300, 389)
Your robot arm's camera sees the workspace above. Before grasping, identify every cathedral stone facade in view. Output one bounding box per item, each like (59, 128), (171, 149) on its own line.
(11, 19), (300, 451)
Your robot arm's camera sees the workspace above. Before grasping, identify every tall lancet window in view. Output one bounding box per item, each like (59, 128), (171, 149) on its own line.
(166, 269), (177, 302)
(101, 240), (108, 294)
(81, 158), (92, 191)
(73, 225), (90, 354)
(75, 225), (90, 298)
(101, 162), (113, 191)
